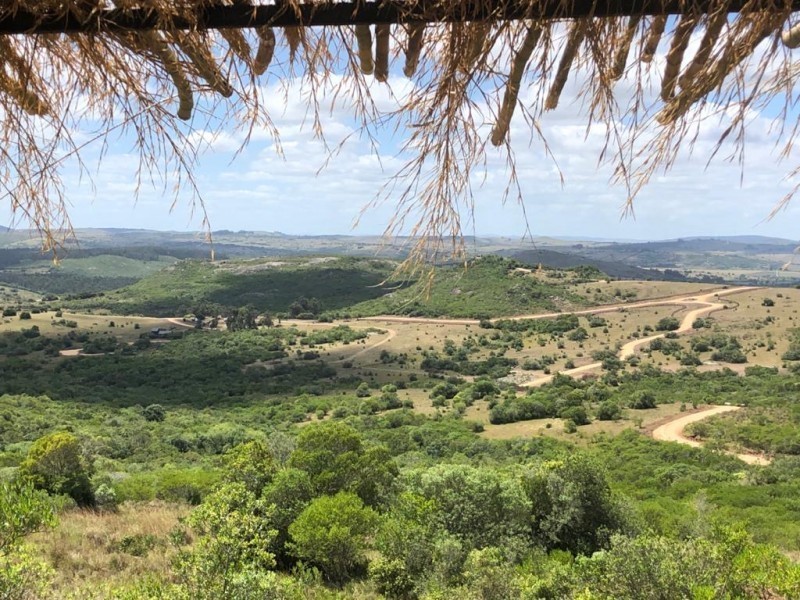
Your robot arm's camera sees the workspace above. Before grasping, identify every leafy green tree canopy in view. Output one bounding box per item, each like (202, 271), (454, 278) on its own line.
(288, 421), (397, 506)
(401, 464), (531, 549)
(288, 491), (378, 584)
(18, 432), (94, 506)
(522, 455), (626, 555)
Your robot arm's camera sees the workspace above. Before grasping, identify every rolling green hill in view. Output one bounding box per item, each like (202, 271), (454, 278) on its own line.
(346, 256), (591, 318)
(65, 255), (594, 319)
(67, 257), (399, 316)
(0, 247), (215, 296)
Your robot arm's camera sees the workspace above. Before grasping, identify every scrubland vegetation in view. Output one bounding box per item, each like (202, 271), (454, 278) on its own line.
(1, 255), (800, 598)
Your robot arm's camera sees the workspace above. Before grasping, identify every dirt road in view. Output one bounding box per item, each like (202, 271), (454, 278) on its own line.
(334, 327), (398, 363)
(357, 286), (757, 328)
(651, 405), (771, 465)
(518, 287), (756, 387)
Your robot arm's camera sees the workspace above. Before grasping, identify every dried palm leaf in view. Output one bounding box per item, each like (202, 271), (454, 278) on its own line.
(173, 31), (233, 98)
(0, 71), (47, 116)
(611, 16), (641, 80)
(781, 22), (800, 48)
(491, 22), (542, 146)
(355, 25), (374, 75)
(462, 22), (490, 72)
(659, 14), (782, 124)
(0, 38), (48, 115)
(404, 23), (425, 77)
(661, 15), (697, 102)
(285, 27), (302, 62)
(254, 26), (276, 75)
(641, 16), (666, 63)
(375, 24), (390, 82)
(679, 8), (727, 91)
(116, 31), (194, 120)
(220, 29), (251, 64)
(545, 19), (587, 111)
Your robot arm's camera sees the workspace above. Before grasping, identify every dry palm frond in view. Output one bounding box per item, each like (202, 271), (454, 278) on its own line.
(0, 71), (48, 116)
(173, 31), (233, 97)
(545, 19), (587, 111)
(220, 29), (251, 63)
(403, 23), (425, 77)
(114, 31), (194, 120)
(462, 22), (491, 72)
(610, 16), (641, 80)
(491, 22), (542, 146)
(285, 27), (302, 62)
(678, 8), (728, 91)
(1, 1), (800, 268)
(658, 12), (785, 125)
(0, 38), (48, 115)
(254, 27), (276, 75)
(354, 25), (374, 75)
(781, 21), (800, 48)
(150, 36), (194, 121)
(641, 16), (667, 62)
(661, 15), (698, 102)
(374, 24), (390, 82)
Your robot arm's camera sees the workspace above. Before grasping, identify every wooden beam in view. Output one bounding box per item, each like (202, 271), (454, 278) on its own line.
(0, 0), (796, 35)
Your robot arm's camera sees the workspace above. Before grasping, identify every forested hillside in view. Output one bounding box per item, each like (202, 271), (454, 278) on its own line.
(66, 257), (399, 317)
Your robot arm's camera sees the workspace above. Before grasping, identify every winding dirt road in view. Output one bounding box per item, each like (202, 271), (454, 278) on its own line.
(358, 287), (757, 387)
(521, 287), (756, 387)
(651, 406), (771, 465)
(357, 286), (756, 328)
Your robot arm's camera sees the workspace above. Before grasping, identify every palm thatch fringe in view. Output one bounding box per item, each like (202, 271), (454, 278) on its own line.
(0, 0), (796, 267)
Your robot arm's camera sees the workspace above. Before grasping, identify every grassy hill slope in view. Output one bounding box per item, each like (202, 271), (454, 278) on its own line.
(68, 257), (398, 316)
(347, 256), (591, 318)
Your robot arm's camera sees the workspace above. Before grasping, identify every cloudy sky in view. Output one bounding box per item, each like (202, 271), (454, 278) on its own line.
(5, 24), (800, 242)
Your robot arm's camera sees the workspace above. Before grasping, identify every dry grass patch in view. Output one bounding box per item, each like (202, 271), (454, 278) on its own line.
(0, 310), (180, 342)
(30, 501), (189, 598)
(568, 280), (720, 304)
(480, 401), (689, 443)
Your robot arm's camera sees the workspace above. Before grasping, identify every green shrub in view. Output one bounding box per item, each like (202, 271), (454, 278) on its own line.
(142, 404), (166, 422)
(655, 317), (680, 331)
(114, 534), (159, 557)
(630, 391), (656, 410)
(596, 401), (622, 421)
(17, 432), (94, 506)
(288, 492), (378, 584)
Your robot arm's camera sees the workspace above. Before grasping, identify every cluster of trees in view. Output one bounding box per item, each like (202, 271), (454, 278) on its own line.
(288, 296), (322, 319)
(782, 328), (800, 361)
(690, 334), (748, 364)
(65, 257), (394, 318)
(91, 422), (799, 599)
(488, 314), (581, 335)
(0, 326), (374, 406)
(421, 350), (518, 378)
(3, 362), (800, 597)
(112, 423), (634, 597)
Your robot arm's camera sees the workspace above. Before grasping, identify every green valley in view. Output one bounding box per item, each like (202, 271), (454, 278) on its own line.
(1, 245), (799, 599)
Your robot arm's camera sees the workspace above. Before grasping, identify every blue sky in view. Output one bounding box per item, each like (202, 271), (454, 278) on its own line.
(4, 25), (800, 242)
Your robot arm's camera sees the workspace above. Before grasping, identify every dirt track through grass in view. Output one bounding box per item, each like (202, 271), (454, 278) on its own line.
(651, 405), (771, 465)
(517, 286), (757, 387)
